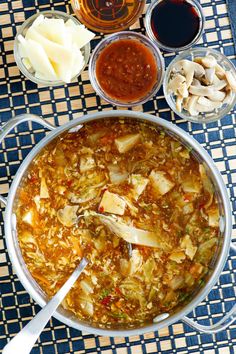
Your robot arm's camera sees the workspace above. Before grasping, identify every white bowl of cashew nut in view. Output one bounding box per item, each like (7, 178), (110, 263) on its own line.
(163, 47), (236, 123)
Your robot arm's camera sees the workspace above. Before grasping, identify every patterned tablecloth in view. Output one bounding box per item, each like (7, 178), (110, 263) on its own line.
(0, 0), (236, 353)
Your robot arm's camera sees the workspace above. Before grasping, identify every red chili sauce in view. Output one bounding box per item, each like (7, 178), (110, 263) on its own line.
(96, 39), (158, 102)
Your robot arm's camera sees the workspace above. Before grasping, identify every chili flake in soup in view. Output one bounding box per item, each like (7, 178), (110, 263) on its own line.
(16, 119), (219, 327)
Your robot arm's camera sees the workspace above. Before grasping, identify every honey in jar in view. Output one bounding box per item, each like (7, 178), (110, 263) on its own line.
(71, 0), (145, 33)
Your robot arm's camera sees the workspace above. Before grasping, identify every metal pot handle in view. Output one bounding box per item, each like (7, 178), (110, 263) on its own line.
(0, 114), (56, 206)
(182, 242), (236, 333)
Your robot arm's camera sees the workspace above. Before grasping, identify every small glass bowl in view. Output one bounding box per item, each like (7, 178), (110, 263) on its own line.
(71, 0), (146, 33)
(88, 31), (165, 107)
(14, 10), (91, 87)
(163, 47), (236, 124)
(145, 0), (205, 52)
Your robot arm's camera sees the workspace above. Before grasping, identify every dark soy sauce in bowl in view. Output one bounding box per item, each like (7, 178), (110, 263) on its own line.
(151, 0), (200, 49)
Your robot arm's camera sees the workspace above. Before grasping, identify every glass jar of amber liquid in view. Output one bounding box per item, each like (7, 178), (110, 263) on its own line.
(71, 0), (145, 33)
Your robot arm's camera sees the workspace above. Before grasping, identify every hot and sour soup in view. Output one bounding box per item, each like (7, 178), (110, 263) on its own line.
(15, 118), (219, 327)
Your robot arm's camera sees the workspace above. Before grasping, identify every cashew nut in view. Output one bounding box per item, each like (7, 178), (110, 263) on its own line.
(200, 55), (217, 68)
(198, 96), (222, 109)
(215, 64), (226, 79)
(178, 82), (189, 98)
(204, 68), (215, 85)
(168, 73), (186, 94)
(225, 71), (236, 92)
(189, 85), (216, 96)
(176, 95), (183, 112)
(207, 90), (226, 102)
(187, 95), (199, 116)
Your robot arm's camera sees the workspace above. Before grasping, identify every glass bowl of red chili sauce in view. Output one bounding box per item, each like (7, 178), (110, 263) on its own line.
(89, 31), (165, 106)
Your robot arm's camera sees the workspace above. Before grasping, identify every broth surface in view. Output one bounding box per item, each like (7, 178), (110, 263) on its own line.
(16, 119), (219, 327)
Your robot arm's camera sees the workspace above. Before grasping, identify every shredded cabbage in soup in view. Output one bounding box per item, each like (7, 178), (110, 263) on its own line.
(15, 119), (219, 327)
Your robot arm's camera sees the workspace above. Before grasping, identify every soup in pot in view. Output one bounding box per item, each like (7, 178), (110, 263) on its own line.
(15, 118), (219, 327)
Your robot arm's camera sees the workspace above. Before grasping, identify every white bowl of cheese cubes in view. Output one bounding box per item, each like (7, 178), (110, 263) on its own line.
(14, 11), (95, 86)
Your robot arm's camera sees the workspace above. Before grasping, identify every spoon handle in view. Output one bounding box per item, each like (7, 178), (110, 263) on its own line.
(3, 258), (88, 354)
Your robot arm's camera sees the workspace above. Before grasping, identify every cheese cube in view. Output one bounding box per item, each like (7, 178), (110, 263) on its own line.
(180, 235), (197, 260)
(115, 134), (140, 154)
(99, 191), (126, 215)
(130, 174), (149, 200)
(207, 207), (219, 227)
(18, 36), (57, 81)
(22, 58), (32, 70)
(37, 18), (67, 46)
(149, 170), (174, 196)
(26, 27), (72, 65)
(40, 177), (49, 198)
(66, 25), (95, 49)
(22, 210), (34, 226)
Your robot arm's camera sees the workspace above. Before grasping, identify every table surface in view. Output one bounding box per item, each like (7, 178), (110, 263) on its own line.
(0, 0), (236, 353)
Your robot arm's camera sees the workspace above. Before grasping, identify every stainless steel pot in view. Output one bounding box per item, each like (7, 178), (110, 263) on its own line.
(0, 111), (235, 336)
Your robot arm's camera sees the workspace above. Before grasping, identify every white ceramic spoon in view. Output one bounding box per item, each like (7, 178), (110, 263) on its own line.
(3, 257), (88, 354)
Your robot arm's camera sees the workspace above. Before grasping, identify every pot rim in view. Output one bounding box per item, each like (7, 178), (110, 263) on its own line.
(3, 110), (232, 337)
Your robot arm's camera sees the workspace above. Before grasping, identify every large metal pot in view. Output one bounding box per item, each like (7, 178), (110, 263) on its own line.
(0, 111), (235, 336)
